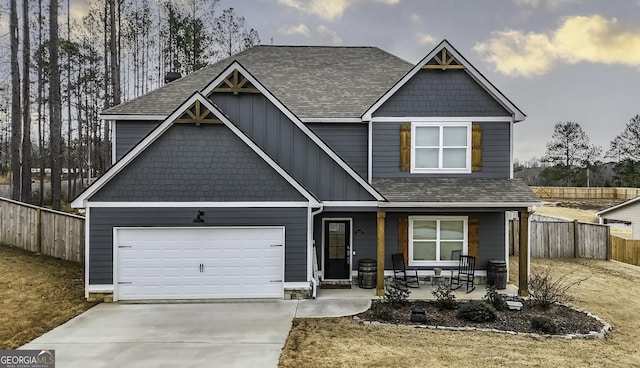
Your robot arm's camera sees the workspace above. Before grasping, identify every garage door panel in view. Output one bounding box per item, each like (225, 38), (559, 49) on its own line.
(116, 227), (285, 300)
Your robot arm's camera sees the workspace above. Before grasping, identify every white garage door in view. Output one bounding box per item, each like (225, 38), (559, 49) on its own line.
(115, 227), (285, 300)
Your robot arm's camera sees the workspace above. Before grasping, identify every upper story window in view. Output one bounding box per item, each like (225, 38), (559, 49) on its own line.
(411, 122), (471, 173)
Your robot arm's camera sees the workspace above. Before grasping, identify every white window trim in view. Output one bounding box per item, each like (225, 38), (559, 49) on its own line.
(408, 216), (468, 267)
(410, 122), (472, 174)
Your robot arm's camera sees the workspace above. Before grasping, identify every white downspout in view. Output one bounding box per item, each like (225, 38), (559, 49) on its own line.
(310, 204), (324, 298)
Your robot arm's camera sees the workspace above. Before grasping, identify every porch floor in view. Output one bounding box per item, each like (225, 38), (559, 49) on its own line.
(316, 282), (519, 300)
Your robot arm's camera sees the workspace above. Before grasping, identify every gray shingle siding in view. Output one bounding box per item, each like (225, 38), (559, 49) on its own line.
(307, 123), (368, 178)
(372, 121), (510, 178)
(91, 124), (306, 202)
(373, 70), (510, 117)
(89, 207), (308, 284)
(211, 93), (376, 201)
(114, 121), (160, 161)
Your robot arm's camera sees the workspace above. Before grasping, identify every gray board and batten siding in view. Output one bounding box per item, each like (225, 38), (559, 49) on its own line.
(88, 207), (308, 285)
(307, 123), (368, 178)
(114, 121), (160, 161)
(92, 124), (306, 202)
(372, 120), (511, 178)
(373, 70), (511, 117)
(313, 211), (506, 272)
(210, 93), (376, 201)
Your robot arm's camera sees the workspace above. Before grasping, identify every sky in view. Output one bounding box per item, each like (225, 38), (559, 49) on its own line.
(212, 0), (640, 163)
(2, 0), (639, 163)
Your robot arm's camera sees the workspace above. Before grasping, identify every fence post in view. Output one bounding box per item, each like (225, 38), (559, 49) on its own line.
(36, 208), (42, 254)
(573, 220), (579, 258)
(606, 226), (611, 260)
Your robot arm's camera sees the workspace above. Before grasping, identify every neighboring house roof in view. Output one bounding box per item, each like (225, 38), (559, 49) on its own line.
(363, 40), (525, 122)
(102, 46), (412, 120)
(595, 195), (640, 217)
(373, 178), (541, 207)
(72, 92), (321, 208)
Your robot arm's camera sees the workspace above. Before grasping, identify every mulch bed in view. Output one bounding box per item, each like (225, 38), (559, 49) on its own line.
(358, 300), (605, 335)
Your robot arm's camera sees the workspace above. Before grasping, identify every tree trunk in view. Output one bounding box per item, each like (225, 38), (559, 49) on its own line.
(37, 0), (44, 206)
(22, 0), (33, 203)
(10, 0), (22, 201)
(49, 0), (62, 210)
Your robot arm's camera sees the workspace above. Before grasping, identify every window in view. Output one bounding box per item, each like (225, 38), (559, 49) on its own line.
(411, 122), (471, 173)
(409, 216), (467, 266)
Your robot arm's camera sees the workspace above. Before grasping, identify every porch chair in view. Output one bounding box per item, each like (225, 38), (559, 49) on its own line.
(391, 253), (420, 289)
(450, 255), (476, 293)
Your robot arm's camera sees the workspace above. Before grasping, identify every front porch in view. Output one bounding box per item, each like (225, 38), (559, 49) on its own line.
(316, 281), (519, 300)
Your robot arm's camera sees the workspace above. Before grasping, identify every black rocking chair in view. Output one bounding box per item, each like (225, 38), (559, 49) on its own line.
(391, 253), (420, 289)
(450, 255), (476, 293)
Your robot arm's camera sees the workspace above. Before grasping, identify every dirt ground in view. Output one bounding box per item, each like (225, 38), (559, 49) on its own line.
(280, 257), (640, 368)
(0, 245), (95, 349)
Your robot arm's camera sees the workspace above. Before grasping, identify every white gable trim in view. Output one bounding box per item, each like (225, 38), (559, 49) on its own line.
(596, 195), (640, 216)
(100, 114), (167, 121)
(72, 92), (320, 208)
(201, 62), (385, 201)
(362, 40), (525, 122)
(86, 201), (311, 208)
(371, 116), (513, 123)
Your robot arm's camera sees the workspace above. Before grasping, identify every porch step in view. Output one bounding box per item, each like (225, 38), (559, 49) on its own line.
(320, 280), (353, 289)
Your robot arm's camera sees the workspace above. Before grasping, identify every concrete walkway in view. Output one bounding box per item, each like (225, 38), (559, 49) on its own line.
(21, 299), (369, 368)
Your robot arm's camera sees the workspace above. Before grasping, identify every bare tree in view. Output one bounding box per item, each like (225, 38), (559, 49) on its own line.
(10, 0), (21, 200)
(50, 0), (63, 210)
(22, 0), (33, 203)
(213, 7), (260, 58)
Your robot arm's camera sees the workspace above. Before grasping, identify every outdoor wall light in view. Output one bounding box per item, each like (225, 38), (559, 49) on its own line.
(193, 210), (205, 223)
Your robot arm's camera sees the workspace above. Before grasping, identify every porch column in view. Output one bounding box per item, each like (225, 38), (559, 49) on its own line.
(376, 210), (386, 296)
(518, 210), (530, 297)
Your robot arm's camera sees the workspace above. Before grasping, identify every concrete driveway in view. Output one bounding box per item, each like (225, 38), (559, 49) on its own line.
(21, 301), (299, 368)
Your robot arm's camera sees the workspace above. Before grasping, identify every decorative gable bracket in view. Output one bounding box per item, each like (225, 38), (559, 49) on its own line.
(422, 48), (465, 70)
(175, 100), (222, 126)
(211, 70), (261, 95)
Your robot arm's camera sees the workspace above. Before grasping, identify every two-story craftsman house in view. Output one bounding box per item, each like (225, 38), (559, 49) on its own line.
(72, 40), (541, 301)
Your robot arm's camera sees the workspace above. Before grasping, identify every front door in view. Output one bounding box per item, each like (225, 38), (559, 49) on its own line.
(324, 220), (351, 280)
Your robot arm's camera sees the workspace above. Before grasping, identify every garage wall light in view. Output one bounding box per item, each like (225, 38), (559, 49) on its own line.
(193, 210), (205, 223)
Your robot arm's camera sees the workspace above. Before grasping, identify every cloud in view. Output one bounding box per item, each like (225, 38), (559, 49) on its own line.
(277, 0), (398, 20)
(474, 15), (640, 77)
(408, 13), (421, 23)
(280, 24), (312, 37)
(417, 33), (436, 45)
(279, 24), (342, 45)
(512, 0), (583, 9)
(316, 25), (342, 45)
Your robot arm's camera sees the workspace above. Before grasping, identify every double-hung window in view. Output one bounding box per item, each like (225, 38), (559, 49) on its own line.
(409, 216), (467, 266)
(411, 122), (471, 173)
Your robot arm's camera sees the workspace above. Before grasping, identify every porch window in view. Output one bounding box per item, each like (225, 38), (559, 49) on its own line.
(408, 216), (467, 266)
(411, 122), (471, 173)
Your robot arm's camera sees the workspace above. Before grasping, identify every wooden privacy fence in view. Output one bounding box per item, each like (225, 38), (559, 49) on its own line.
(509, 216), (609, 260)
(531, 186), (640, 200)
(610, 236), (640, 267)
(0, 197), (84, 263)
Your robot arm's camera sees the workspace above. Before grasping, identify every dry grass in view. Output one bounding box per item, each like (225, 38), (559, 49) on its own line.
(0, 245), (95, 349)
(536, 205), (598, 222)
(280, 258), (640, 368)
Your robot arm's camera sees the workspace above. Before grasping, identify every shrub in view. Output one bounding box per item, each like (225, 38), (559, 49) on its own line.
(483, 285), (507, 311)
(530, 315), (557, 334)
(457, 301), (497, 322)
(528, 267), (588, 309)
(432, 285), (459, 310)
(371, 299), (393, 321)
(384, 283), (410, 308)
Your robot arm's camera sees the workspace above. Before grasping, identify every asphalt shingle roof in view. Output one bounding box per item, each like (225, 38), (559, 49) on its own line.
(103, 46), (412, 119)
(373, 178), (541, 205)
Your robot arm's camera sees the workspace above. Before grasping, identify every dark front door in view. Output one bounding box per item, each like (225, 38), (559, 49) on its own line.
(324, 220), (350, 280)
